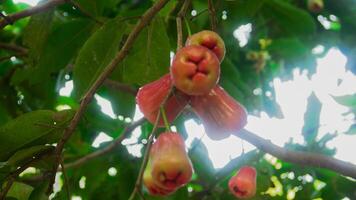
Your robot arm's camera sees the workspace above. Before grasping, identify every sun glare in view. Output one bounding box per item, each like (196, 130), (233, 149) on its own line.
(13, 0), (40, 6)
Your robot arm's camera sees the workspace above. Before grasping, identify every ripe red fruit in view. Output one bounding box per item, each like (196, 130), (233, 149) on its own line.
(143, 159), (176, 196)
(228, 166), (257, 199)
(190, 85), (247, 140)
(136, 74), (188, 127)
(185, 30), (226, 62)
(150, 132), (193, 190)
(171, 45), (220, 95)
(307, 0), (324, 13)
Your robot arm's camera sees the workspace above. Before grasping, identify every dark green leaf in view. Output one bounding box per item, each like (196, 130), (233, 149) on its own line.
(0, 110), (74, 161)
(73, 16), (128, 99)
(302, 92), (321, 144)
(28, 181), (48, 200)
(118, 16), (171, 85)
(265, 0), (316, 36)
(23, 10), (54, 66)
(188, 139), (216, 183)
(344, 124), (356, 135)
(6, 145), (54, 167)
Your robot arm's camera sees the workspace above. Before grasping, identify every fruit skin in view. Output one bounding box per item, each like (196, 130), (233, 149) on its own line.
(136, 74), (188, 127)
(228, 166), (257, 199)
(150, 132), (193, 190)
(185, 30), (226, 62)
(307, 0), (324, 13)
(171, 45), (220, 95)
(143, 159), (176, 196)
(190, 85), (247, 140)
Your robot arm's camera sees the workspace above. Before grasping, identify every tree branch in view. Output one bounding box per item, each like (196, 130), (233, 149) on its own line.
(176, 0), (192, 50)
(234, 129), (356, 179)
(0, 42), (28, 54)
(47, 0), (171, 194)
(63, 118), (146, 169)
(207, 0), (217, 31)
(0, 0), (69, 29)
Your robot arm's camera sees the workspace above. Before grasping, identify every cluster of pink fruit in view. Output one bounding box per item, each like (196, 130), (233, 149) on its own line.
(136, 30), (256, 198)
(136, 30), (247, 140)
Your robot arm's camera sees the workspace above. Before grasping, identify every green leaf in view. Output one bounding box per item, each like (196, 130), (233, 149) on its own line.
(118, 16), (171, 85)
(73, 16), (128, 99)
(333, 94), (356, 108)
(188, 139), (216, 183)
(6, 145), (54, 167)
(268, 38), (310, 62)
(6, 182), (33, 200)
(302, 92), (321, 144)
(344, 124), (356, 135)
(72, 0), (122, 17)
(23, 10), (54, 66)
(0, 110), (74, 161)
(28, 181), (48, 200)
(264, 0), (316, 36)
(14, 19), (95, 86)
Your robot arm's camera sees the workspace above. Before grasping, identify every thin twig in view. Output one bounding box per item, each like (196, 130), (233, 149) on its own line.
(128, 87), (174, 200)
(63, 118), (146, 169)
(128, 111), (162, 200)
(189, 8), (208, 21)
(0, 0), (69, 29)
(0, 177), (15, 200)
(0, 42), (28, 54)
(208, 0), (217, 31)
(47, 0), (171, 194)
(176, 0), (192, 50)
(235, 129), (356, 179)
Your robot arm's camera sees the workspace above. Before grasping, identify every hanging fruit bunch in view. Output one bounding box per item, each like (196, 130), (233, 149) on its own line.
(136, 30), (253, 198)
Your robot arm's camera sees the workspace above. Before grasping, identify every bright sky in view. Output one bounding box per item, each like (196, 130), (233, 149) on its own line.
(13, 0), (39, 6)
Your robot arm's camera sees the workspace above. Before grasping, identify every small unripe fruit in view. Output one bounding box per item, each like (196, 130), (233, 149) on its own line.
(228, 166), (257, 199)
(190, 85), (247, 140)
(171, 45), (220, 95)
(150, 132), (193, 190)
(186, 30), (226, 61)
(143, 159), (176, 196)
(307, 0), (324, 13)
(136, 74), (188, 127)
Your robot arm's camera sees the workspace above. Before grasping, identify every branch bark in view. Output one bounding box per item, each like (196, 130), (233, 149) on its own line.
(0, 42), (28, 54)
(235, 129), (356, 179)
(47, 0), (171, 194)
(207, 0), (217, 31)
(0, 0), (69, 29)
(176, 0), (192, 50)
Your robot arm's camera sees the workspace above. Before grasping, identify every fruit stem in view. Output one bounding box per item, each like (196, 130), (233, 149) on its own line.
(160, 106), (171, 131)
(184, 18), (192, 36)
